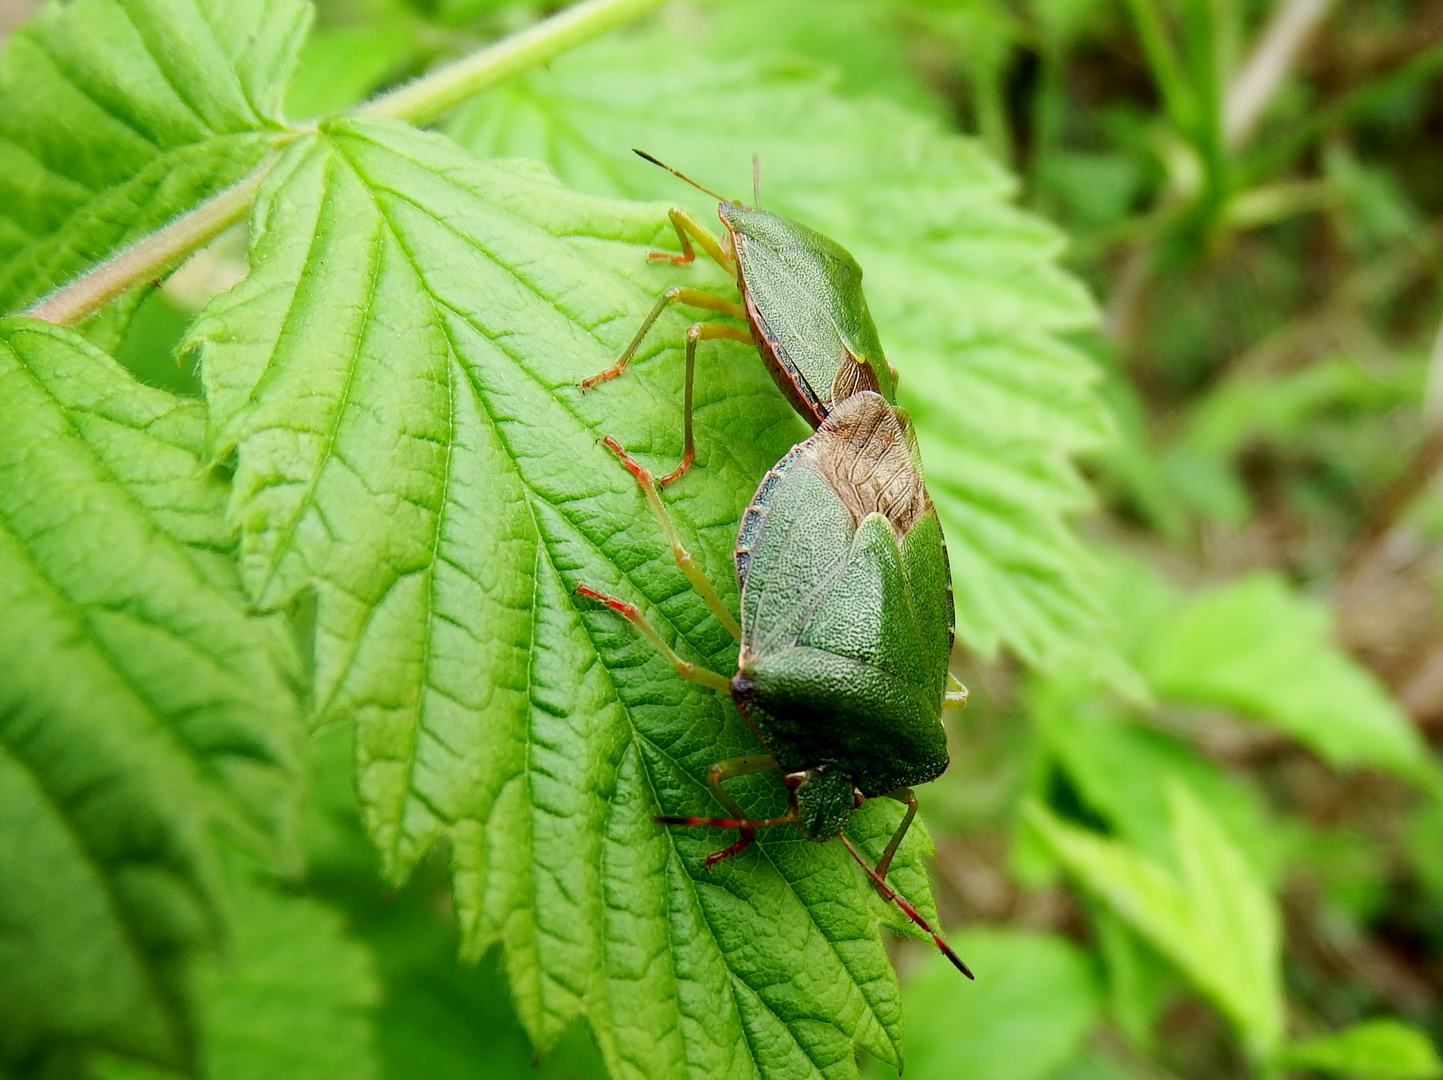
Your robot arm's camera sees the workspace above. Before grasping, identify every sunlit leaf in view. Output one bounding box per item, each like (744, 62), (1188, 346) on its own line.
(188, 116), (944, 1080)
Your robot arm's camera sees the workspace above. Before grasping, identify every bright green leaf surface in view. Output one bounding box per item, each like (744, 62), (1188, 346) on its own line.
(0, 0), (309, 315)
(188, 117), (944, 1080)
(868, 927), (1100, 1080)
(1282, 1019), (1443, 1079)
(0, 319), (303, 1068)
(447, 30), (1112, 668)
(1027, 784), (1284, 1060)
(1143, 573), (1442, 792)
(97, 867), (381, 1080)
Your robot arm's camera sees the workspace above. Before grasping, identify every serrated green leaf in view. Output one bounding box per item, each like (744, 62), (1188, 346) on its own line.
(1027, 784), (1283, 1061)
(1282, 1020), (1443, 1080)
(188, 116), (946, 1080)
(446, 29), (1112, 668)
(1143, 573), (1442, 793)
(0, 319), (304, 1068)
(0, 0), (309, 317)
(868, 927), (1100, 1080)
(96, 866), (380, 1080)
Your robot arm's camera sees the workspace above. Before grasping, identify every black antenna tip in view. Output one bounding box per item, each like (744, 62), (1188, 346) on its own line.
(633, 148), (663, 166)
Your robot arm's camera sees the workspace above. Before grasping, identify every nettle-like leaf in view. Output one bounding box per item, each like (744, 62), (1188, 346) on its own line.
(188, 117), (945, 1080)
(1143, 573), (1443, 794)
(0, 0), (308, 316)
(448, 30), (1112, 667)
(0, 320), (303, 1068)
(1027, 785), (1284, 1062)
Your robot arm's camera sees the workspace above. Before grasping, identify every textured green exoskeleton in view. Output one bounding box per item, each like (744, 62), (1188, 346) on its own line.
(580, 151), (899, 485)
(576, 391), (972, 976)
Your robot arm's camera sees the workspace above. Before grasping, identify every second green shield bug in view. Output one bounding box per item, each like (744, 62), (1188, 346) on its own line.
(581, 151), (899, 485)
(576, 390), (972, 977)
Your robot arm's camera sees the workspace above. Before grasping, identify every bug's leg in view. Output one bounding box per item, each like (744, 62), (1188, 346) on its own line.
(581, 287), (746, 390)
(574, 583), (730, 693)
(651, 206), (737, 274)
(945, 673), (969, 709)
(598, 436), (741, 640)
(839, 834), (974, 979)
(871, 787), (918, 881)
(655, 755), (797, 868)
(661, 321), (755, 488)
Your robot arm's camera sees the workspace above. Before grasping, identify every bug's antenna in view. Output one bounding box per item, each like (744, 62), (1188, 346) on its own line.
(752, 154), (761, 207)
(839, 835), (975, 979)
(633, 149), (732, 203)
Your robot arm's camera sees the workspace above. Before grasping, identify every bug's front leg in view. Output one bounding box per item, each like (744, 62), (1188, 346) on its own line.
(651, 206), (737, 272)
(945, 672), (969, 709)
(654, 754), (795, 868)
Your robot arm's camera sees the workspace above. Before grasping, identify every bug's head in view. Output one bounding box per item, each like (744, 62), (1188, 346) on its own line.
(787, 767), (859, 841)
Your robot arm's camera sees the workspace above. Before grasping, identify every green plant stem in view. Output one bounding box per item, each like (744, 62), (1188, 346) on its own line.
(22, 0), (668, 329)
(24, 165), (269, 328)
(364, 0), (668, 124)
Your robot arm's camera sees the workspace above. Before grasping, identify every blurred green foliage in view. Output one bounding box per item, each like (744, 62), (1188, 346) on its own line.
(4, 0), (1443, 1079)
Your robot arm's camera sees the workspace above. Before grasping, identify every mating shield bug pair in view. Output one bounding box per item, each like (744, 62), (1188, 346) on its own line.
(578, 156), (972, 976)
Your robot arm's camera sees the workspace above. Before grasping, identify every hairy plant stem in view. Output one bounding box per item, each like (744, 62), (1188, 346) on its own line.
(23, 0), (667, 329)
(24, 166), (269, 328)
(364, 0), (667, 123)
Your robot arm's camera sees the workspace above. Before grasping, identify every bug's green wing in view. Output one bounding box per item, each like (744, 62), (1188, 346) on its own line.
(734, 393), (950, 792)
(723, 206), (897, 412)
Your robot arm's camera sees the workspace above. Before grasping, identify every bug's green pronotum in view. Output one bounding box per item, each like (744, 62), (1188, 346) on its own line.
(580, 151), (899, 485)
(577, 390), (971, 976)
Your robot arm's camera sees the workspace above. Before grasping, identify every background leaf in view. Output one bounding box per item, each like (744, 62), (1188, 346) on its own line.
(0, 318), (303, 1069)
(1281, 1020), (1443, 1080)
(96, 861), (381, 1080)
(867, 927), (1101, 1080)
(1027, 783), (1284, 1059)
(1143, 573), (1442, 792)
(447, 27), (1112, 668)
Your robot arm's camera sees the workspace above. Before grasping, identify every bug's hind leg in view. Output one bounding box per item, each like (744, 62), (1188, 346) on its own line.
(655, 754), (795, 868)
(598, 436), (740, 640)
(839, 835), (974, 979)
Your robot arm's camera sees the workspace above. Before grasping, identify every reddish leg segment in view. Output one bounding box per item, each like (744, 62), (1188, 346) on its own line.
(655, 754), (794, 868)
(573, 583), (730, 694)
(839, 835), (974, 979)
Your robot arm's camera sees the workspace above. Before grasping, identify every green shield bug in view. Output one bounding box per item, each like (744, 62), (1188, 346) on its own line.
(576, 390), (972, 977)
(581, 151), (899, 485)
